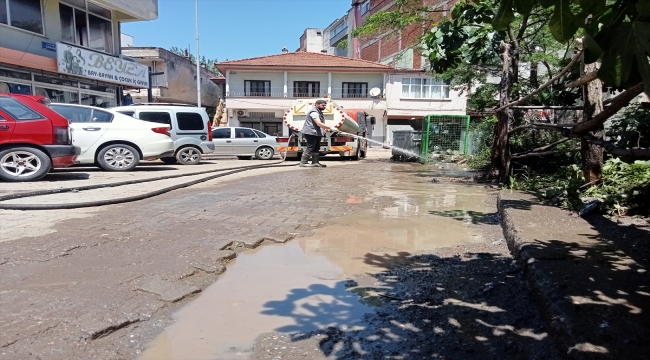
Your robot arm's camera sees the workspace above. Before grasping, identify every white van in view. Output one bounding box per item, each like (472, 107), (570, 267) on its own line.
(112, 104), (215, 165)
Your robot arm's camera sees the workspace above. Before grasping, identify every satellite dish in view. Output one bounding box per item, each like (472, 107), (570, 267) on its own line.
(368, 87), (381, 97)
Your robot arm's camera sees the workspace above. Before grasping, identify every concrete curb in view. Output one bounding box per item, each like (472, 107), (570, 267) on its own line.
(497, 191), (583, 359)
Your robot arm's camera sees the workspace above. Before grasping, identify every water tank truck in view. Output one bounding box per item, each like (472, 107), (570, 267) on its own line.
(277, 98), (369, 160)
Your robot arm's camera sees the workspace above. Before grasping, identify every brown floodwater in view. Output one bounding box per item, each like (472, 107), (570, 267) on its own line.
(139, 178), (496, 360)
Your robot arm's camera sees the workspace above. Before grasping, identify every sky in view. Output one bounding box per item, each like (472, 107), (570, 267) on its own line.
(121, 0), (351, 62)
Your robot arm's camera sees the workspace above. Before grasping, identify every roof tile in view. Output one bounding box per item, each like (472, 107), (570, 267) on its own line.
(215, 52), (393, 70)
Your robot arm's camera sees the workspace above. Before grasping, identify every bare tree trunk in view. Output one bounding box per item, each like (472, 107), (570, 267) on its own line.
(580, 61), (604, 183)
(490, 42), (516, 183)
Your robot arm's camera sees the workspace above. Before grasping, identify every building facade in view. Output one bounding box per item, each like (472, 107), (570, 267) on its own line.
(216, 51), (391, 142)
(0, 0), (158, 107)
(121, 47), (221, 107)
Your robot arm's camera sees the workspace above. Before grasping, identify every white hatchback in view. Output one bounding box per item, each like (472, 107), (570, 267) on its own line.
(49, 104), (175, 171)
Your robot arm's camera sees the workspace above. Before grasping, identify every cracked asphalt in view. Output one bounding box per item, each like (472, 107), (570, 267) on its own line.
(0, 155), (559, 359)
(0, 158), (396, 359)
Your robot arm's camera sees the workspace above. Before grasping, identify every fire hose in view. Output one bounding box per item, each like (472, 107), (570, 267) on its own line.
(0, 136), (299, 211)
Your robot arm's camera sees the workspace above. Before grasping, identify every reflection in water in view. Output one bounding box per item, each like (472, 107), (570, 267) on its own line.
(139, 181), (495, 359)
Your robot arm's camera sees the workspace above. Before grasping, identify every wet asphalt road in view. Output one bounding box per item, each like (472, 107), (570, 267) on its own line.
(0, 159), (558, 359)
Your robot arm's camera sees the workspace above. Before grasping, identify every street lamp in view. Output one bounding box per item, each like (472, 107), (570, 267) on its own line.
(195, 0), (201, 107)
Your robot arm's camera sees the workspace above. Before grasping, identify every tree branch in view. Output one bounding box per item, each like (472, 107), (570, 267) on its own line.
(565, 71), (598, 88)
(516, 14), (530, 40)
(571, 82), (645, 133)
(495, 49), (583, 112)
(512, 148), (580, 159)
(512, 138), (572, 157)
(584, 135), (650, 159)
(508, 123), (571, 135)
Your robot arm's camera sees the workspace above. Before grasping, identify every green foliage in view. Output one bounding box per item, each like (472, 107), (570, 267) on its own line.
(337, 38), (348, 50)
(609, 103), (650, 149)
(487, 0), (650, 94)
(585, 159), (650, 216)
(466, 116), (497, 169)
(169, 47), (220, 74)
(468, 84), (500, 111)
(508, 158), (650, 216)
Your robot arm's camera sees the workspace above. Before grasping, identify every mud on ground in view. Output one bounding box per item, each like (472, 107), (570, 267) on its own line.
(250, 193), (561, 360)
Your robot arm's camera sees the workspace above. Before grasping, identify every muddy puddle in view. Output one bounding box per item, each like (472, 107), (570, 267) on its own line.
(139, 174), (496, 360)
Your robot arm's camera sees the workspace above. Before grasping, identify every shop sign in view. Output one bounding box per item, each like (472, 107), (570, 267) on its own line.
(56, 43), (149, 88)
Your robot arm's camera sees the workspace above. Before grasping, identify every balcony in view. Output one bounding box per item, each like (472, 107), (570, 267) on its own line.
(227, 87), (384, 99)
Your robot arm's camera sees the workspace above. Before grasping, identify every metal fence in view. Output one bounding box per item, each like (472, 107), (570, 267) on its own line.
(421, 114), (471, 157)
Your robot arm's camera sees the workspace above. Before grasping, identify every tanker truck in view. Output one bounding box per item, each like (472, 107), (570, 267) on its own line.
(276, 98), (369, 160)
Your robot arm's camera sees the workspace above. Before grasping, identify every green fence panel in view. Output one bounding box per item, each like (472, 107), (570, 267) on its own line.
(422, 114), (471, 156)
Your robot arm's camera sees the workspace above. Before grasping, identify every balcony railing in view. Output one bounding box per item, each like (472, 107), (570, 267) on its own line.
(227, 87), (384, 99)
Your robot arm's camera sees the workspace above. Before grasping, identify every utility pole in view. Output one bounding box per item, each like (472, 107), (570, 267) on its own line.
(195, 0), (201, 107)
(148, 67), (165, 103)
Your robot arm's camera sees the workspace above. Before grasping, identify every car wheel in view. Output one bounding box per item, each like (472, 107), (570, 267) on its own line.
(0, 147), (51, 182)
(160, 157), (178, 164)
(237, 156), (252, 160)
(255, 146), (274, 160)
(176, 146), (202, 165)
(97, 144), (140, 171)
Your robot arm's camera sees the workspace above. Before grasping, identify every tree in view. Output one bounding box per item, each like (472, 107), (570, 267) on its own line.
(355, 0), (650, 183)
(423, 0), (650, 182)
(168, 47), (221, 74)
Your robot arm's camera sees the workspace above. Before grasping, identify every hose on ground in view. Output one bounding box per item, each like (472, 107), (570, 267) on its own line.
(1, 143), (298, 211)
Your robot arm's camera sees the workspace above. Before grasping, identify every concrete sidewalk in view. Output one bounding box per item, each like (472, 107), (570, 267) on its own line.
(498, 191), (650, 359)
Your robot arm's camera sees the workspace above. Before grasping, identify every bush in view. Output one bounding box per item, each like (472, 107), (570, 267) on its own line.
(507, 158), (650, 217)
(584, 159), (650, 216)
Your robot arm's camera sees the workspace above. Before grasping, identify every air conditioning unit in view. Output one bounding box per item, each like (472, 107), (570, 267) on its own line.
(236, 110), (249, 117)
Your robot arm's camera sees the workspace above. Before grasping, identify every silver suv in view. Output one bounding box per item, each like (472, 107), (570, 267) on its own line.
(111, 104), (215, 165)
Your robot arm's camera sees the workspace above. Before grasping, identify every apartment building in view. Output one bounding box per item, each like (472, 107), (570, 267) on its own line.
(216, 50), (391, 142)
(0, 0), (158, 107)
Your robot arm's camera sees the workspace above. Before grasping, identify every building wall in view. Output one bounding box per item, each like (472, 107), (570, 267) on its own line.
(385, 73), (466, 117)
(351, 0), (455, 69)
(121, 48), (220, 106)
(299, 29), (325, 53)
(101, 0), (158, 20)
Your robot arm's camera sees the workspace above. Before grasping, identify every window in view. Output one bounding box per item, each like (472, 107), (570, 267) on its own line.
(361, 0), (370, 14)
(316, 31), (322, 36)
(244, 80), (270, 97)
(342, 82), (368, 98)
(293, 81), (320, 97)
(35, 87), (79, 104)
(49, 105), (113, 123)
(252, 129), (267, 138)
(80, 92), (114, 108)
(60, 1), (113, 53)
(177, 112), (205, 131)
(401, 78), (450, 99)
(235, 128), (257, 138)
(116, 110), (135, 117)
(1, 0), (44, 34)
(212, 128), (231, 139)
(139, 112), (172, 128)
(0, 97), (44, 120)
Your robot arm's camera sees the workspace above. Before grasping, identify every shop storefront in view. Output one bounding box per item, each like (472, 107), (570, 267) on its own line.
(0, 44), (149, 107)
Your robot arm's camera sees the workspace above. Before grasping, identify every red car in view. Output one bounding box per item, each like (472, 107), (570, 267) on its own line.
(0, 94), (80, 182)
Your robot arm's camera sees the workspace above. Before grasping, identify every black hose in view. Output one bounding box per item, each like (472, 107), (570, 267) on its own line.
(1, 161), (296, 211)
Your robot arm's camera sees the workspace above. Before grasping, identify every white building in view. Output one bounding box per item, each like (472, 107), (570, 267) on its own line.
(215, 51), (467, 144)
(0, 0), (158, 107)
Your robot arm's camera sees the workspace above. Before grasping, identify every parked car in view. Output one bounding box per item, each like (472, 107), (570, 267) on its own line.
(0, 94), (79, 182)
(49, 104), (175, 171)
(111, 104), (215, 165)
(212, 127), (277, 160)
